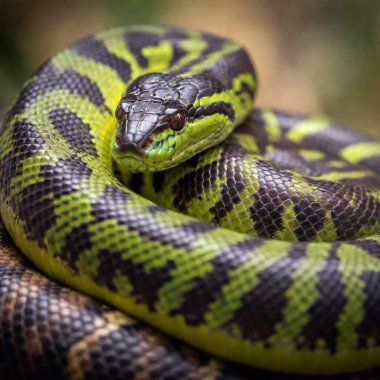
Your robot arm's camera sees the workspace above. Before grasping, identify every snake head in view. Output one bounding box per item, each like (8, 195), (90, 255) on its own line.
(111, 73), (235, 172)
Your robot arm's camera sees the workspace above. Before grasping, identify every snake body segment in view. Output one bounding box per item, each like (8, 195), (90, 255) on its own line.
(1, 26), (380, 376)
(0, 220), (257, 380)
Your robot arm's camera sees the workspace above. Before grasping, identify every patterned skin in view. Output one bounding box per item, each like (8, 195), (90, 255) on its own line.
(1, 25), (380, 376)
(1, 222), (380, 380)
(0, 221), (254, 380)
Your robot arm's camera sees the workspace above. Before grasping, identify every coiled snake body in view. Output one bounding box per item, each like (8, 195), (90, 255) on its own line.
(1, 26), (380, 377)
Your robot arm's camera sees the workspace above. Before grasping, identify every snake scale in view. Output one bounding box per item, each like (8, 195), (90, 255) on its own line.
(1, 25), (380, 378)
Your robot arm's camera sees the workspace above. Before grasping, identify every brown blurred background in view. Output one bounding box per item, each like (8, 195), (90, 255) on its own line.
(0, 0), (379, 135)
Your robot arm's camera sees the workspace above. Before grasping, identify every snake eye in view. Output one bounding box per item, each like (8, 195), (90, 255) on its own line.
(169, 109), (186, 131)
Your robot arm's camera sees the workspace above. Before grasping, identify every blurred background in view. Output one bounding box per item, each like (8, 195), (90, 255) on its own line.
(0, 0), (379, 135)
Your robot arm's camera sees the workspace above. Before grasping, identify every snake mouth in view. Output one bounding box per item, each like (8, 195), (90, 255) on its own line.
(113, 127), (165, 161)
(112, 115), (230, 172)
(139, 126), (167, 150)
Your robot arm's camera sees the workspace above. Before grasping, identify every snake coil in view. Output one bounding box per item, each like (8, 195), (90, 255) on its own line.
(1, 26), (380, 377)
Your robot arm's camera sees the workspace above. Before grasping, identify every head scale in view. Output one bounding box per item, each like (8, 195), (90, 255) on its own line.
(112, 72), (234, 172)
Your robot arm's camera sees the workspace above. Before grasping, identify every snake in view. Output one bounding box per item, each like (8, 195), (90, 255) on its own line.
(1, 25), (380, 378)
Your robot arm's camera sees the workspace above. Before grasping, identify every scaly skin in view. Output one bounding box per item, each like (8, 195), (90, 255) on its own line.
(0, 220), (257, 379)
(2, 218), (380, 380)
(1, 25), (380, 376)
